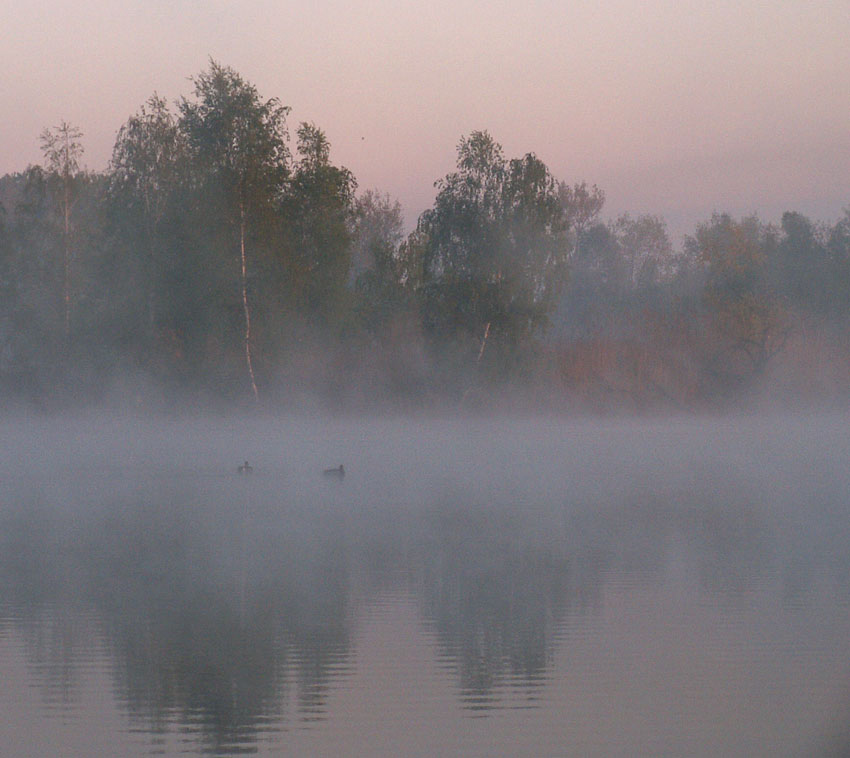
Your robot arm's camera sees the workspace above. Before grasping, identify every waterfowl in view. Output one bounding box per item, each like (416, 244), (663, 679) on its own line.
(238, 461), (253, 474)
(323, 464), (344, 479)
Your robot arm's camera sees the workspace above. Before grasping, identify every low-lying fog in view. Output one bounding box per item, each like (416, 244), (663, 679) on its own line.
(1, 410), (849, 757)
(6, 409), (849, 504)
(4, 411), (849, 570)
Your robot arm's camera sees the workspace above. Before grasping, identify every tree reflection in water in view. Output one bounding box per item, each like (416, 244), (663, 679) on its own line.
(1, 458), (847, 751)
(0, 481), (356, 754)
(413, 499), (573, 710)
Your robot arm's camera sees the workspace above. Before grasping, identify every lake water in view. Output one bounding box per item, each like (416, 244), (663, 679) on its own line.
(1, 413), (849, 757)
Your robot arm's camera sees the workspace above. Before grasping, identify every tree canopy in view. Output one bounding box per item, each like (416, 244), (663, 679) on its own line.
(418, 131), (570, 366)
(1, 64), (849, 410)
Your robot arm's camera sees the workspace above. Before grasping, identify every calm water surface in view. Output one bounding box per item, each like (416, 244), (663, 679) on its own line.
(1, 413), (849, 756)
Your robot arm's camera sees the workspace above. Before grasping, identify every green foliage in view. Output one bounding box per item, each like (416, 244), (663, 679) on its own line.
(109, 95), (185, 238)
(418, 131), (570, 363)
(826, 209), (850, 314)
(179, 61), (290, 216)
(106, 95), (189, 366)
(769, 211), (832, 313)
(557, 181), (605, 259)
(1, 64), (849, 409)
(0, 165), (115, 402)
(611, 213), (673, 290)
(687, 214), (789, 385)
(282, 123), (356, 331)
(351, 190), (410, 337)
(178, 61), (292, 398)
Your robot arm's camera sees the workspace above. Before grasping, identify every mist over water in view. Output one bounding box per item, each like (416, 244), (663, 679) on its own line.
(1, 411), (849, 756)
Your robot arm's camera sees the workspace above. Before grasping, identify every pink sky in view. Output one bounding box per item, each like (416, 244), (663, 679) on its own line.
(2, 0), (848, 239)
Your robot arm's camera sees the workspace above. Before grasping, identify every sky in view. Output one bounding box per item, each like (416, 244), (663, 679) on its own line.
(1, 0), (849, 239)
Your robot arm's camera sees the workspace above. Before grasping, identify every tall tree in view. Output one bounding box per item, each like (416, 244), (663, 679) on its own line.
(770, 211), (831, 313)
(826, 209), (850, 315)
(283, 123), (356, 331)
(553, 221), (621, 339)
(2, 168), (61, 392)
(418, 131), (569, 368)
(351, 189), (404, 279)
(558, 181), (605, 260)
(40, 121), (84, 338)
(687, 213), (789, 386)
(108, 94), (186, 336)
(0, 199), (10, 384)
(612, 213), (674, 289)
(351, 190), (408, 336)
(179, 61), (290, 401)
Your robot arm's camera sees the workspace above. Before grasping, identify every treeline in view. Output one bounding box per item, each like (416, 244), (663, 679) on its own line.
(1, 61), (849, 411)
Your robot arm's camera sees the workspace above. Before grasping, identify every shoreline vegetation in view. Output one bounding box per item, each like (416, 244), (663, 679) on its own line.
(1, 61), (849, 414)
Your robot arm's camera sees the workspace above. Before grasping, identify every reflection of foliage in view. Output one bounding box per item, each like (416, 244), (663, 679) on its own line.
(3, 452), (847, 746)
(96, 500), (354, 749)
(0, 486), (355, 752)
(107, 591), (287, 752)
(415, 502), (571, 709)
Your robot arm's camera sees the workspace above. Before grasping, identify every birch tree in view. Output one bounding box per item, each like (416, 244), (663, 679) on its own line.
(418, 131), (569, 364)
(179, 61), (290, 402)
(283, 123), (356, 331)
(109, 95), (185, 333)
(40, 121), (83, 338)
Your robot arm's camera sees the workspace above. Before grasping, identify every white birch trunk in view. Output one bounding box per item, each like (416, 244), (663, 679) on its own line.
(460, 321), (492, 407)
(240, 202), (259, 402)
(476, 321), (491, 364)
(63, 173), (70, 339)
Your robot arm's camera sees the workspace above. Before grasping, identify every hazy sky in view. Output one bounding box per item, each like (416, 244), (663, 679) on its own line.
(2, 0), (848, 237)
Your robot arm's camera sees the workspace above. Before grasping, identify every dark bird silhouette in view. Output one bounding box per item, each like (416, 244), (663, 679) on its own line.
(238, 461), (253, 474)
(323, 464), (344, 480)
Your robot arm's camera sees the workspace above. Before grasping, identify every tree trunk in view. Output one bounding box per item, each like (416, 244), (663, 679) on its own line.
(63, 173), (70, 339)
(146, 211), (157, 334)
(476, 321), (491, 364)
(240, 202), (259, 402)
(460, 321), (492, 407)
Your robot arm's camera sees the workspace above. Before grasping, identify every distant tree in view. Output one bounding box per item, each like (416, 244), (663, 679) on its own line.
(418, 131), (569, 371)
(395, 227), (427, 294)
(611, 213), (674, 289)
(40, 121), (84, 337)
(558, 181), (605, 260)
(826, 208), (850, 315)
(282, 122), (356, 332)
(0, 199), (11, 381)
(0, 165), (109, 401)
(552, 214), (673, 343)
(769, 211), (831, 313)
(179, 61), (290, 401)
(687, 213), (789, 387)
(351, 189), (404, 279)
(351, 190), (408, 336)
(5, 167), (64, 388)
(108, 95), (186, 337)
(552, 221), (622, 339)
